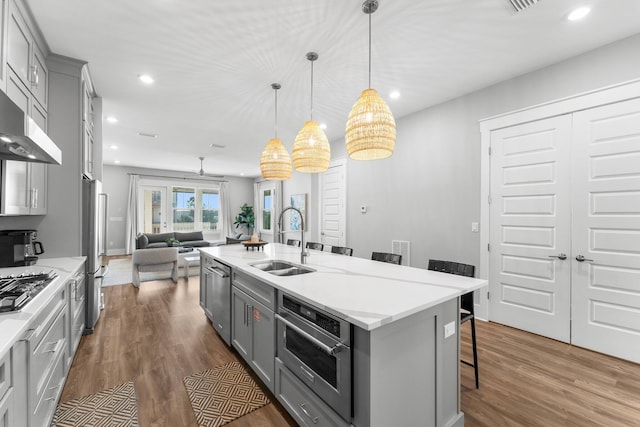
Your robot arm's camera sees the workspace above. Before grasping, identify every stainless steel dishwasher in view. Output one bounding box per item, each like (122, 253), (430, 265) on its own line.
(204, 259), (232, 345)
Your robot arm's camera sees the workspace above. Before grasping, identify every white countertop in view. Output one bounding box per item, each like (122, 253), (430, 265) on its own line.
(199, 244), (487, 331)
(0, 257), (86, 357)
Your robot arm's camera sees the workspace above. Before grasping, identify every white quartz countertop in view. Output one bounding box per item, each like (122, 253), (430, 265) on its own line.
(199, 244), (486, 330)
(0, 257), (86, 357)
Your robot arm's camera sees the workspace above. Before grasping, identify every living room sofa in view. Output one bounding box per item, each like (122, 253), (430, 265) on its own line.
(136, 231), (211, 249)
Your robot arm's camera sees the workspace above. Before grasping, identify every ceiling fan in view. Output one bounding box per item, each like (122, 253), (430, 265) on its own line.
(189, 156), (224, 178)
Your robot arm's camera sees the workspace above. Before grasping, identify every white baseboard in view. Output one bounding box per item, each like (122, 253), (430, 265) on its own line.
(107, 248), (126, 256)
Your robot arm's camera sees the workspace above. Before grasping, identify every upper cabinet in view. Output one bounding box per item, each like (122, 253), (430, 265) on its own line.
(7, 0), (47, 110)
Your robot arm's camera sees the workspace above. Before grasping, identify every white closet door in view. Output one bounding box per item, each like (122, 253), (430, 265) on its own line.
(571, 98), (640, 363)
(489, 115), (572, 342)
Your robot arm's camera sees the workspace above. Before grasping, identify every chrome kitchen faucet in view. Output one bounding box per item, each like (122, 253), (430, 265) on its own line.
(278, 206), (308, 264)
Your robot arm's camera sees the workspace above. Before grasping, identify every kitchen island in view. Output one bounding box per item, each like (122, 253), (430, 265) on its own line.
(199, 243), (486, 427)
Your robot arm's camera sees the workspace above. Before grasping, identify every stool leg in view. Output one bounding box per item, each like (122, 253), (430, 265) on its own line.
(470, 316), (479, 388)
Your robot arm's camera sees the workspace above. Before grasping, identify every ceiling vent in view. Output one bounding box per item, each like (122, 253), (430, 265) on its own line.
(508, 0), (541, 13)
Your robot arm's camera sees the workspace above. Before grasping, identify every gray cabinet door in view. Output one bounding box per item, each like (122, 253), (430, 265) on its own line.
(201, 270), (213, 320)
(231, 287), (251, 360)
(249, 299), (275, 392)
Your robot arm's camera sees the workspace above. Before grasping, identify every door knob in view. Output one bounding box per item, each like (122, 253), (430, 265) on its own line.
(575, 255), (594, 262)
(548, 253), (567, 260)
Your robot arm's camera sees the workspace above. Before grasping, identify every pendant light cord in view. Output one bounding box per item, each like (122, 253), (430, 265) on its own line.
(368, 10), (372, 89)
(310, 59), (314, 121)
(274, 86), (278, 139)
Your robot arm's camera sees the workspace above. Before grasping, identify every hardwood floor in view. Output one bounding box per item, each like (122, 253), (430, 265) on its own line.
(61, 258), (640, 426)
(460, 321), (640, 426)
(61, 261), (297, 426)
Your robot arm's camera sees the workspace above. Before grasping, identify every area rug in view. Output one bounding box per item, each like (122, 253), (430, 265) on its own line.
(103, 257), (198, 286)
(183, 361), (270, 427)
(52, 380), (139, 427)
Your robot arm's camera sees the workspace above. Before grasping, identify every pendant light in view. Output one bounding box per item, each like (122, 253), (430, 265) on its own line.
(345, 0), (396, 160)
(292, 52), (331, 173)
(260, 83), (292, 180)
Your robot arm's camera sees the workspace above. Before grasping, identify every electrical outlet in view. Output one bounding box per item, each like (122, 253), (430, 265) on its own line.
(444, 321), (456, 338)
(471, 222), (479, 232)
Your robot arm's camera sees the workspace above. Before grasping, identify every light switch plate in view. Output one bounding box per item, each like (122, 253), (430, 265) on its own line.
(444, 321), (456, 338)
(471, 222), (479, 232)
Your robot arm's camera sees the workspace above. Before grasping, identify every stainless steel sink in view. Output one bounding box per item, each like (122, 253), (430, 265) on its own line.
(250, 260), (315, 276)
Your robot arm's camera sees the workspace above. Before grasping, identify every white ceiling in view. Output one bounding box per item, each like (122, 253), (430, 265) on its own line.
(25, 0), (640, 178)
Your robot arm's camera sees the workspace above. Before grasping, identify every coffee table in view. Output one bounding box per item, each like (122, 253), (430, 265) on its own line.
(183, 256), (200, 278)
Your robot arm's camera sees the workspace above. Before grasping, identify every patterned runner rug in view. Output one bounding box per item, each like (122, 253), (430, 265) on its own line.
(183, 361), (270, 427)
(52, 381), (139, 427)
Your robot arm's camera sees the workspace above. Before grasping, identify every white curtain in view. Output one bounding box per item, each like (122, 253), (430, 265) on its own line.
(253, 182), (261, 239)
(220, 181), (234, 238)
(124, 174), (140, 254)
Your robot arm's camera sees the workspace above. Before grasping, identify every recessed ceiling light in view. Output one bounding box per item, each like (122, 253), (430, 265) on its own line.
(137, 132), (158, 138)
(240, 172), (245, 176)
(110, 145), (118, 150)
(390, 91), (401, 100)
(319, 123), (327, 130)
(209, 143), (226, 148)
(114, 160), (121, 164)
(27, 154), (36, 159)
(138, 74), (154, 84)
(106, 116), (118, 123)
(568, 6), (590, 21)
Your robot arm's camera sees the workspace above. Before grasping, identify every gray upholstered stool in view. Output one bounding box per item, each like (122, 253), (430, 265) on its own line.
(132, 247), (179, 287)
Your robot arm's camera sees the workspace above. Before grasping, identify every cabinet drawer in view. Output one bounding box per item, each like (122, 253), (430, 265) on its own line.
(70, 299), (85, 354)
(0, 351), (10, 403)
(0, 386), (14, 427)
(31, 307), (66, 403)
(275, 358), (350, 427)
(32, 349), (66, 427)
(28, 285), (66, 350)
(232, 270), (276, 311)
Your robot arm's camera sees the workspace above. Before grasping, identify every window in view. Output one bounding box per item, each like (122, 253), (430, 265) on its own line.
(263, 189), (272, 231)
(172, 187), (195, 231)
(139, 179), (223, 239)
(200, 189), (220, 231)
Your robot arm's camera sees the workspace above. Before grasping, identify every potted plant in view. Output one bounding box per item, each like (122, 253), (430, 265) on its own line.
(233, 203), (255, 235)
(165, 237), (182, 247)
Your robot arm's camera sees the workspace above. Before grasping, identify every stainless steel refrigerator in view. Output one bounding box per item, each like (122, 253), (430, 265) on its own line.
(82, 179), (108, 333)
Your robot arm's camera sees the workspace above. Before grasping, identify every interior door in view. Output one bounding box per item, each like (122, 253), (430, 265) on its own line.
(320, 161), (346, 248)
(571, 98), (640, 363)
(139, 186), (167, 234)
(489, 115), (572, 342)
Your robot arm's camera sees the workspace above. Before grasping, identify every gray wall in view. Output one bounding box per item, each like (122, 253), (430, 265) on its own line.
(328, 33), (640, 266)
(103, 165), (254, 254)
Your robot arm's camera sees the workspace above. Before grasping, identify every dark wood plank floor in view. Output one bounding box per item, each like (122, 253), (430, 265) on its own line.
(62, 257), (640, 426)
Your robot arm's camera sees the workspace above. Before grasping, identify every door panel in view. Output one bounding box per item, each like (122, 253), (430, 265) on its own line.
(571, 98), (640, 363)
(489, 115), (572, 342)
(320, 162), (345, 248)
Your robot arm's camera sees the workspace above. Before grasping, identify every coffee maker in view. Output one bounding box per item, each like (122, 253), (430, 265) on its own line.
(0, 230), (45, 267)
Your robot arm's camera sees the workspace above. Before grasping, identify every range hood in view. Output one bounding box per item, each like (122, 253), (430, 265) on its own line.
(0, 90), (62, 165)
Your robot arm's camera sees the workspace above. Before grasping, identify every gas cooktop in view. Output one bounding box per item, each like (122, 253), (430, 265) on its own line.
(0, 271), (58, 313)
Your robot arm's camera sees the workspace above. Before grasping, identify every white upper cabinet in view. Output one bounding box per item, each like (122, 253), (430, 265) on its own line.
(7, 0), (48, 110)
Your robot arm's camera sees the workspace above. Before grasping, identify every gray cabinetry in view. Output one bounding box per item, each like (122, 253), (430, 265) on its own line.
(0, 160), (46, 215)
(231, 271), (276, 392)
(0, 350), (14, 427)
(7, 0), (47, 110)
(199, 255), (214, 320)
(67, 263), (86, 367)
(275, 358), (350, 427)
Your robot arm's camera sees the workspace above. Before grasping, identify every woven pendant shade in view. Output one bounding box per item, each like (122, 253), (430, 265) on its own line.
(292, 120), (331, 173)
(346, 88), (396, 160)
(260, 138), (292, 180)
